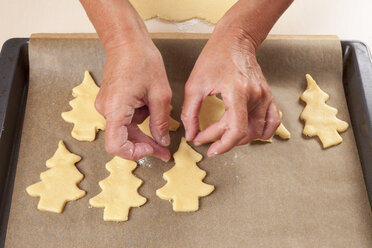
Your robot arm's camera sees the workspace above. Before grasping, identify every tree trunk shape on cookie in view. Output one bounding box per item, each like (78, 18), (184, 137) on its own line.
(300, 74), (349, 148)
(61, 71), (106, 141)
(26, 141), (85, 213)
(156, 138), (215, 212)
(89, 157), (147, 222)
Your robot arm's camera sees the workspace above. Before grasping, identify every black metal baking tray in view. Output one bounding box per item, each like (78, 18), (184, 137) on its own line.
(0, 38), (371, 246)
(0, 38), (29, 246)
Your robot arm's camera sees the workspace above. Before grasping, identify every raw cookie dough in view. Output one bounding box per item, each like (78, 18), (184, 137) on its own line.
(138, 106), (180, 138)
(275, 111), (291, 139)
(199, 95), (290, 141)
(89, 157), (147, 222)
(62, 71), (106, 141)
(300, 74), (349, 148)
(26, 141), (85, 213)
(130, 0), (237, 24)
(156, 138), (214, 212)
(198, 95), (225, 131)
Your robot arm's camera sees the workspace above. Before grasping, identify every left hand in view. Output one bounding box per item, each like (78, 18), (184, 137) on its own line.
(181, 25), (281, 157)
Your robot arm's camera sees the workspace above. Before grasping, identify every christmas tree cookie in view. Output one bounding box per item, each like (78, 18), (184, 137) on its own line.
(26, 141), (85, 213)
(156, 138), (214, 212)
(62, 71), (106, 141)
(300, 74), (348, 148)
(89, 157), (147, 222)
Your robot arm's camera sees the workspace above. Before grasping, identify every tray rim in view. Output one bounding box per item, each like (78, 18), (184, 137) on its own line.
(0, 37), (371, 246)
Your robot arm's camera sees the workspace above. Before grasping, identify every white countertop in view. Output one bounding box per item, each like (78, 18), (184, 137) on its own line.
(1, 0), (372, 50)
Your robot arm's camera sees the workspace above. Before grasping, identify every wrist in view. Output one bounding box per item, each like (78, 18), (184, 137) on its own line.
(81, 0), (152, 52)
(213, 20), (259, 55)
(101, 24), (152, 52)
(214, 0), (294, 52)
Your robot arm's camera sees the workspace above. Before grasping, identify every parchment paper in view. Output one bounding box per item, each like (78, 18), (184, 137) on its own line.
(5, 34), (372, 247)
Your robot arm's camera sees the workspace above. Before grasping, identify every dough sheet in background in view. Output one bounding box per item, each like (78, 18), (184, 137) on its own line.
(5, 34), (372, 247)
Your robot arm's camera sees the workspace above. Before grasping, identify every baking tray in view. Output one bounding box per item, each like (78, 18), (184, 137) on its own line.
(0, 38), (371, 246)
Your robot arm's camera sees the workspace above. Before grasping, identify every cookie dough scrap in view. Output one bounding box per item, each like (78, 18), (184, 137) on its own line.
(138, 106), (180, 138)
(89, 157), (147, 222)
(156, 138), (214, 212)
(199, 95), (290, 141)
(130, 0), (238, 24)
(275, 111), (291, 139)
(26, 141), (85, 213)
(300, 74), (349, 148)
(62, 71), (106, 142)
(199, 95), (226, 131)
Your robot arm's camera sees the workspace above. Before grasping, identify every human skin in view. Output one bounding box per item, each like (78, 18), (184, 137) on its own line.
(80, 0), (293, 161)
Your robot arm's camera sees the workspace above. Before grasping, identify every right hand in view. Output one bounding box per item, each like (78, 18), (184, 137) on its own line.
(95, 40), (172, 162)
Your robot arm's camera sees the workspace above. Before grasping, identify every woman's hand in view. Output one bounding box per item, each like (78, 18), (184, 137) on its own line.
(181, 25), (281, 157)
(95, 40), (172, 162)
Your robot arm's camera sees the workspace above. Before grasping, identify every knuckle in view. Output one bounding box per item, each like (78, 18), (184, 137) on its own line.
(151, 119), (169, 133)
(260, 82), (274, 101)
(181, 112), (197, 125)
(231, 128), (249, 140)
(248, 84), (262, 103)
(163, 89), (172, 103)
(263, 90), (274, 103)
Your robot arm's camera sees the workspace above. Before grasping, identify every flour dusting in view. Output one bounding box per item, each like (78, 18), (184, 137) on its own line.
(138, 157), (152, 168)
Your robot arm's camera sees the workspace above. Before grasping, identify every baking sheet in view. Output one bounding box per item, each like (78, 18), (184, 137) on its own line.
(5, 34), (372, 247)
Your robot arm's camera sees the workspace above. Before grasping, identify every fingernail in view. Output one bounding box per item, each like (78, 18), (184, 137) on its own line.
(160, 134), (170, 146)
(208, 151), (218, 157)
(194, 140), (201, 146)
(161, 155), (171, 162)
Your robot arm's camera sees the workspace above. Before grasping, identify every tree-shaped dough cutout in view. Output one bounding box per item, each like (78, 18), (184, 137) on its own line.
(26, 141), (85, 213)
(156, 138), (215, 212)
(138, 106), (180, 138)
(89, 157), (147, 221)
(62, 71), (106, 141)
(300, 74), (349, 148)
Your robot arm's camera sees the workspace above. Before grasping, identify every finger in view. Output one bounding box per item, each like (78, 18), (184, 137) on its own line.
(148, 86), (172, 146)
(128, 124), (171, 162)
(181, 83), (205, 141)
(246, 98), (271, 139)
(261, 101), (281, 140)
(207, 92), (248, 156)
(105, 119), (153, 161)
(236, 119), (260, 146)
(193, 114), (227, 145)
(207, 129), (246, 157)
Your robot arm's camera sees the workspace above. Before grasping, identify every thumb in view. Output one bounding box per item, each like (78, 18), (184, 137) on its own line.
(181, 83), (204, 141)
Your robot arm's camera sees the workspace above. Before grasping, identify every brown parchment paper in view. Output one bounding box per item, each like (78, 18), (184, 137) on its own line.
(5, 34), (372, 247)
